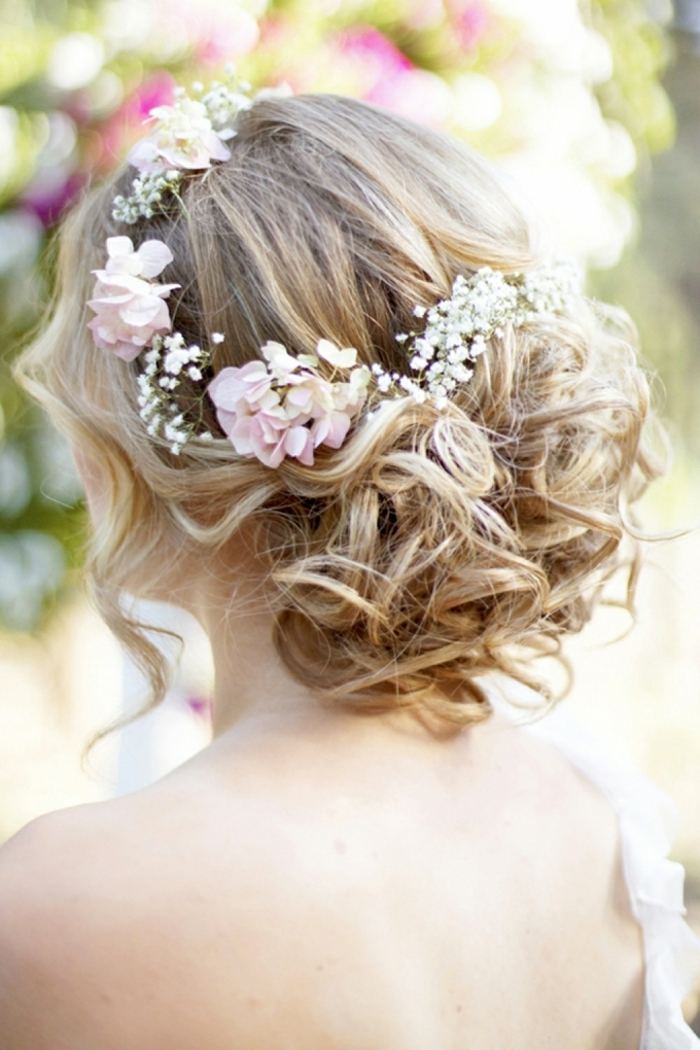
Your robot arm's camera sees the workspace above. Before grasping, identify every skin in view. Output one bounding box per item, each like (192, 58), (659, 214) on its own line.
(0, 456), (646, 1050)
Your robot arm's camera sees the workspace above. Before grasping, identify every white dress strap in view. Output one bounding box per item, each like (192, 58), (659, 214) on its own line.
(481, 676), (700, 1049)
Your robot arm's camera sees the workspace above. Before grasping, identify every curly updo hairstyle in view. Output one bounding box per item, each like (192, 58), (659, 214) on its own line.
(18, 92), (671, 750)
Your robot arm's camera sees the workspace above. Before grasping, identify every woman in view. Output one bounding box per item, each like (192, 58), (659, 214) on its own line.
(1, 75), (698, 1049)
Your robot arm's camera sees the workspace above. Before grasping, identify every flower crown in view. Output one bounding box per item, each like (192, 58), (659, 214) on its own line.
(87, 66), (584, 467)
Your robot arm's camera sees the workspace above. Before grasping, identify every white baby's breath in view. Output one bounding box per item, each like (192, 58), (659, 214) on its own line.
(136, 330), (215, 454)
(371, 258), (581, 407)
(112, 170), (182, 225)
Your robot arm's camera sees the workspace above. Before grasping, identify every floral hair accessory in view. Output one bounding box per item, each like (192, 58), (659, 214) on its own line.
(136, 332), (216, 454)
(112, 63), (293, 225)
(89, 71), (584, 465)
(86, 235), (179, 361)
(207, 338), (372, 468)
(369, 259), (583, 409)
(87, 238), (582, 461)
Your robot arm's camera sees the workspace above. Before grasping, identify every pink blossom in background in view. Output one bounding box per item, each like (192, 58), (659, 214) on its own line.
(403, 0), (446, 30)
(337, 26), (413, 84)
(62, 92), (93, 128)
(449, 0), (490, 50)
(259, 13), (292, 48)
(97, 73), (176, 167)
(369, 67), (452, 124)
(150, 0), (260, 66)
(335, 26), (451, 126)
(195, 8), (260, 65)
(21, 170), (86, 227)
(126, 73), (177, 123)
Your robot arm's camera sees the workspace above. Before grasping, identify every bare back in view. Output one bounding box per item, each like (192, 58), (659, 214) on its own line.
(1, 709), (645, 1050)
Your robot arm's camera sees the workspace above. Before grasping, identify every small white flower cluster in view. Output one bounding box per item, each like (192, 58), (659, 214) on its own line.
(198, 75), (255, 134)
(112, 169), (182, 225)
(371, 258), (582, 410)
(136, 331), (222, 454)
(111, 66), (293, 226)
(518, 257), (582, 313)
(195, 75), (294, 138)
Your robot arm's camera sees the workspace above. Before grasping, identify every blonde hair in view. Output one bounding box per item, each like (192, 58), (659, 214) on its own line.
(17, 92), (673, 751)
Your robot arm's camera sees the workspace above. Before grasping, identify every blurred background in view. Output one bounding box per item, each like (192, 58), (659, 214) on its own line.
(0, 0), (699, 1024)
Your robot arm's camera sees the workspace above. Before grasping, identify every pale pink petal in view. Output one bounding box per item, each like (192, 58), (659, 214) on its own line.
(120, 294), (167, 327)
(227, 414), (256, 456)
(148, 297), (173, 331)
(309, 413), (329, 446)
(283, 424), (312, 458)
(106, 236), (134, 259)
(91, 272), (156, 297)
(315, 338), (358, 369)
(111, 341), (144, 362)
(313, 410), (352, 449)
(88, 313), (143, 361)
(284, 374), (334, 420)
(154, 282), (181, 298)
(207, 367), (242, 410)
(208, 363), (271, 411)
(253, 387), (283, 412)
(285, 426), (316, 465)
(86, 316), (112, 349)
(260, 341), (301, 380)
(204, 131), (232, 163)
(214, 406), (238, 438)
(87, 290), (134, 309)
(136, 240), (174, 278)
(128, 138), (165, 173)
(159, 144), (212, 170)
(295, 436), (316, 466)
(240, 371), (276, 408)
(250, 420), (287, 468)
(255, 410), (289, 441)
(285, 385), (315, 412)
(261, 442), (286, 468)
(326, 411), (353, 448)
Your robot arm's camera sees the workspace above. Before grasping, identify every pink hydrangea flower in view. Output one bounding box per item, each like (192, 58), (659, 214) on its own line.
(87, 236), (179, 361)
(207, 338), (371, 467)
(128, 96), (232, 173)
(226, 406), (318, 468)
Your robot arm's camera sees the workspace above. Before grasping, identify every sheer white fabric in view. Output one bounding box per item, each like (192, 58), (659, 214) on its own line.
(483, 677), (700, 1049)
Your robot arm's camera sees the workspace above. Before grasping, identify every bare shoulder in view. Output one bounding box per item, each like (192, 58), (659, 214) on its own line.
(0, 716), (643, 1050)
(0, 800), (136, 1049)
(0, 781), (329, 1050)
(0, 800), (114, 927)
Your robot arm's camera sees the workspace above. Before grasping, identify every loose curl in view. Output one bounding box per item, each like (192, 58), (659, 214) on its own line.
(16, 92), (674, 754)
